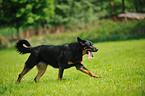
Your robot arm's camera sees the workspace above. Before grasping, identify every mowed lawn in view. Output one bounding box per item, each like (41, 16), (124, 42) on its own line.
(0, 39), (145, 96)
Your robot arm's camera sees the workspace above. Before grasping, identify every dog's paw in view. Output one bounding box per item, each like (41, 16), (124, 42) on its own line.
(94, 75), (102, 78)
(15, 81), (20, 84)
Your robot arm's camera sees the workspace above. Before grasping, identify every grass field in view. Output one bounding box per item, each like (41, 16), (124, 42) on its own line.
(0, 39), (145, 96)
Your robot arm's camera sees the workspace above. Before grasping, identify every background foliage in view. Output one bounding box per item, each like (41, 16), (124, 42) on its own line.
(0, 0), (145, 32)
(0, 0), (54, 39)
(0, 0), (145, 48)
(29, 20), (145, 46)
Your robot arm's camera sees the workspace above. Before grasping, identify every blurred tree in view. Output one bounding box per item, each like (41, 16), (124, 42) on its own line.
(100, 0), (145, 18)
(132, 0), (145, 12)
(122, 0), (125, 13)
(0, 0), (54, 39)
(50, 0), (100, 30)
(1, 0), (144, 39)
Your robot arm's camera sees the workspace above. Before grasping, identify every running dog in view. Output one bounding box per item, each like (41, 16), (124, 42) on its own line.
(16, 37), (101, 83)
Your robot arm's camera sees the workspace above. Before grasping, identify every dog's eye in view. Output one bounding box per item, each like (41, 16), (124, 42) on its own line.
(90, 43), (93, 46)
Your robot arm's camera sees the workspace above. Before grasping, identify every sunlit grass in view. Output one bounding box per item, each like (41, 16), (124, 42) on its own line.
(0, 39), (145, 96)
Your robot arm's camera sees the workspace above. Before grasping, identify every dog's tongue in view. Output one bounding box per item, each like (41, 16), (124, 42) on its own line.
(88, 51), (92, 59)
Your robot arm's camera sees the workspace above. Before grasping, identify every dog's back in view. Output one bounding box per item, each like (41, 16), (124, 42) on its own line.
(16, 40), (82, 68)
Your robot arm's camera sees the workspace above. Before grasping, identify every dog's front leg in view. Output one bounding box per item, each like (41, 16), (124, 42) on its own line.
(58, 66), (64, 81)
(76, 64), (102, 78)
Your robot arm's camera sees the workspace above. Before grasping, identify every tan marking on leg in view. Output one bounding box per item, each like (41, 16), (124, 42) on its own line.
(78, 67), (102, 78)
(58, 66), (64, 81)
(16, 67), (31, 83)
(68, 61), (82, 65)
(34, 62), (47, 82)
(88, 71), (102, 77)
(68, 61), (74, 65)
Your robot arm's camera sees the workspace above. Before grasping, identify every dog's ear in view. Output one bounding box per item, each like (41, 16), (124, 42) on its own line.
(77, 37), (85, 45)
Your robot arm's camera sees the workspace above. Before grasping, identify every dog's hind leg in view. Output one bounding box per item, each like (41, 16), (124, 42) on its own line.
(34, 62), (47, 82)
(16, 54), (38, 83)
(16, 66), (32, 83)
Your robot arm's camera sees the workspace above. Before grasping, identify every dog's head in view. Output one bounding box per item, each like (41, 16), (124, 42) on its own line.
(77, 37), (98, 58)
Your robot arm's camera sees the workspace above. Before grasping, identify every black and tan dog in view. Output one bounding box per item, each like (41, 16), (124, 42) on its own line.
(16, 37), (101, 83)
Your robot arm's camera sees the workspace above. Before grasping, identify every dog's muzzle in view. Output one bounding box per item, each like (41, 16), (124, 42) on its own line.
(93, 48), (98, 52)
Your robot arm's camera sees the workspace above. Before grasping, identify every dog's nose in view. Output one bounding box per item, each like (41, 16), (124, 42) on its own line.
(96, 48), (98, 51)
(93, 48), (98, 52)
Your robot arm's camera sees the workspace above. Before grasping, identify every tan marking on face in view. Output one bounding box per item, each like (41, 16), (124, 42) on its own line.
(82, 49), (92, 55)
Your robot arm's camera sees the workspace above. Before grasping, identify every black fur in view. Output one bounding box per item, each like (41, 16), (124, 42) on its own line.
(16, 40), (31, 54)
(16, 37), (100, 82)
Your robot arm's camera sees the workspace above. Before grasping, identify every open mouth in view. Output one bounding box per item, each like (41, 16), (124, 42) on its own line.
(85, 48), (98, 59)
(87, 51), (93, 59)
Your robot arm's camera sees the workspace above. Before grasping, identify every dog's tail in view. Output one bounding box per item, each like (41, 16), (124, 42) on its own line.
(16, 40), (32, 54)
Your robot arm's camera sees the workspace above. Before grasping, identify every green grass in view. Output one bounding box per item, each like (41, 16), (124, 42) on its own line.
(0, 39), (145, 96)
